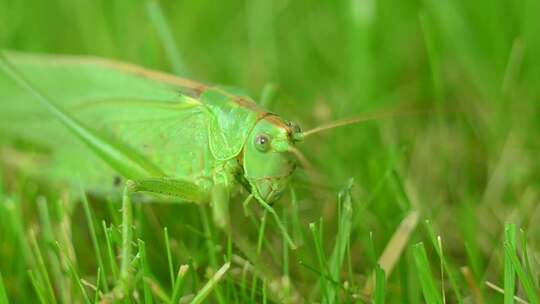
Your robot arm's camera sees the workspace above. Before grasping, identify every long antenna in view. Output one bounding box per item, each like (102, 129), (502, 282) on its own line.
(302, 107), (433, 138)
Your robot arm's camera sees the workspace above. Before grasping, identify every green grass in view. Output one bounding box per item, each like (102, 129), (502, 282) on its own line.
(1, 0), (540, 303)
(413, 243), (442, 304)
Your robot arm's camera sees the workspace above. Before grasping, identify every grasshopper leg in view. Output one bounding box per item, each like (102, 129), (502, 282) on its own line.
(113, 177), (208, 299)
(211, 183), (230, 230)
(126, 178), (208, 203)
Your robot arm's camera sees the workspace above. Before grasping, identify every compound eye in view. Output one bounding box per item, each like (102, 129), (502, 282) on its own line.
(254, 134), (271, 152)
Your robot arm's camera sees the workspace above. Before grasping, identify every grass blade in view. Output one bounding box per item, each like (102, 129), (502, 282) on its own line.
(198, 205), (225, 304)
(94, 267), (101, 304)
(37, 198), (68, 303)
(364, 211), (419, 296)
(28, 230), (57, 304)
(171, 265), (189, 304)
(461, 266), (483, 304)
(373, 265), (386, 304)
(250, 210), (267, 301)
(102, 221), (119, 282)
(56, 242), (91, 304)
(413, 242), (442, 304)
(289, 187), (304, 246)
(310, 221), (329, 302)
(485, 281), (530, 304)
(259, 83), (279, 108)
(143, 277), (171, 303)
(163, 227), (175, 289)
(504, 223), (517, 304)
(504, 241), (539, 303)
(328, 179), (354, 303)
(419, 11), (444, 104)
(282, 210), (290, 301)
(380, 174), (420, 271)
(0, 272), (9, 304)
(256, 198), (296, 249)
(262, 279), (267, 304)
(189, 262), (230, 304)
(27, 270), (48, 304)
(519, 229), (533, 286)
(138, 240), (153, 304)
(146, 0), (188, 76)
(425, 220), (463, 303)
(80, 187), (108, 293)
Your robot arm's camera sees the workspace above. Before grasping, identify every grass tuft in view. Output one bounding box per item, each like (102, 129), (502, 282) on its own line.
(504, 238), (539, 303)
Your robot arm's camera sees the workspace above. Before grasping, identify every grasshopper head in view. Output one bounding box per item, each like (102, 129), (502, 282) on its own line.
(242, 115), (302, 203)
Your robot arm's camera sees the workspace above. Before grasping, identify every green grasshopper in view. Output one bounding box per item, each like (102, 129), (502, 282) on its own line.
(0, 51), (307, 244)
(0, 51), (419, 260)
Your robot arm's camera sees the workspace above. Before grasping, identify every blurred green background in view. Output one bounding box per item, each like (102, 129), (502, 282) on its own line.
(1, 0), (539, 303)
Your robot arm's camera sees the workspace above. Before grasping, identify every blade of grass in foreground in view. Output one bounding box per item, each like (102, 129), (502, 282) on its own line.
(81, 187), (109, 293)
(137, 240), (152, 304)
(163, 227), (175, 289)
(37, 198), (68, 303)
(0, 272), (10, 304)
(198, 205), (226, 304)
(144, 277), (171, 303)
(171, 265), (189, 304)
(102, 221), (119, 282)
(250, 210), (267, 301)
(28, 230), (56, 304)
(425, 220), (463, 303)
(94, 267), (102, 304)
(282, 209), (290, 301)
(504, 240), (539, 303)
(413, 242), (442, 304)
(27, 270), (48, 304)
(309, 221), (329, 302)
(373, 265), (386, 304)
(519, 228), (534, 287)
(485, 281), (529, 304)
(328, 179), (353, 303)
(57, 242), (92, 304)
(171, 265), (189, 303)
(504, 223), (516, 304)
(189, 262), (230, 304)
(364, 211), (419, 296)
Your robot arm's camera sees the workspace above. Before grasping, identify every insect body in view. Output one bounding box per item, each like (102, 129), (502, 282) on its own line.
(0, 52), (305, 239)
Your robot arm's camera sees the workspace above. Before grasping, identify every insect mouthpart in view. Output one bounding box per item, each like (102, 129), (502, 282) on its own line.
(251, 175), (292, 203)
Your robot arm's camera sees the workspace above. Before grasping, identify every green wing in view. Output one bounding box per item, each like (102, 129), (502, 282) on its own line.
(0, 52), (210, 191)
